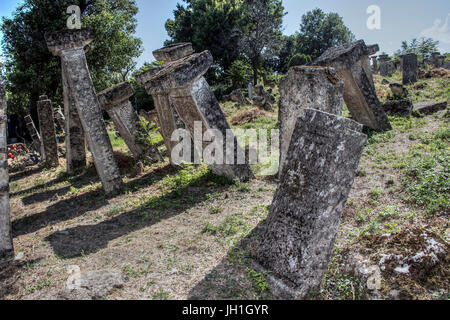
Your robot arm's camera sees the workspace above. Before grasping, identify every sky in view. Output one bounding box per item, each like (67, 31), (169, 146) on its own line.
(1, 0), (449, 68)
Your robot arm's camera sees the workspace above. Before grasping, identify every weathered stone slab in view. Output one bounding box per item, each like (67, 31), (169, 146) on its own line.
(0, 81), (14, 266)
(137, 44), (253, 180)
(37, 96), (59, 167)
(255, 108), (367, 300)
(379, 55), (394, 77)
(383, 100), (414, 118)
(311, 40), (391, 131)
(402, 53), (418, 85)
(278, 66), (344, 175)
(371, 56), (378, 74)
(61, 63), (86, 174)
(24, 115), (43, 156)
(54, 106), (66, 134)
(153, 43), (194, 63)
(46, 29), (122, 196)
(389, 83), (408, 99)
(414, 101), (448, 115)
(98, 82), (162, 162)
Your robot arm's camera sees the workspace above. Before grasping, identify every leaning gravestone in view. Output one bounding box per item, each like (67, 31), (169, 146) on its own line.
(254, 108), (367, 299)
(0, 81), (14, 266)
(37, 95), (59, 167)
(98, 82), (162, 162)
(402, 53), (418, 85)
(137, 43), (253, 181)
(311, 40), (392, 131)
(61, 62), (87, 174)
(414, 101), (448, 115)
(24, 115), (44, 157)
(278, 66), (344, 175)
(45, 29), (122, 196)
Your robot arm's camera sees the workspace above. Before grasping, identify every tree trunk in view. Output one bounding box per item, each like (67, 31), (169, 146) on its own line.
(253, 59), (259, 86)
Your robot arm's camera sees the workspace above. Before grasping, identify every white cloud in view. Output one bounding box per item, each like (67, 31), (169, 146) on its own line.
(420, 14), (450, 44)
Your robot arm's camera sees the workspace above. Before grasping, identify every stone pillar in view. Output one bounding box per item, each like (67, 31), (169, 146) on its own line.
(431, 52), (442, 68)
(371, 56), (378, 74)
(37, 95), (59, 167)
(278, 66), (344, 175)
(24, 115), (44, 156)
(378, 54), (393, 77)
(61, 64), (87, 174)
(137, 43), (253, 181)
(98, 82), (162, 161)
(255, 108), (367, 300)
(0, 81), (14, 266)
(311, 40), (392, 131)
(54, 106), (66, 134)
(248, 82), (253, 100)
(402, 53), (418, 85)
(45, 29), (122, 196)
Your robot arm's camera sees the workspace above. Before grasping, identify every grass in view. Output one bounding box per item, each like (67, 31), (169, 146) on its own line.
(397, 127), (449, 214)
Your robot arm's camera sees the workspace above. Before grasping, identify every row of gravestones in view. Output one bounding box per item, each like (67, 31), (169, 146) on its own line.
(0, 34), (412, 298)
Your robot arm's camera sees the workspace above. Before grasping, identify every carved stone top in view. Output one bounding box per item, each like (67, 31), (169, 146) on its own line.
(136, 50), (213, 94)
(311, 40), (376, 70)
(378, 54), (390, 61)
(39, 95), (49, 101)
(45, 29), (93, 56)
(97, 82), (135, 110)
(153, 43), (194, 63)
(367, 44), (380, 56)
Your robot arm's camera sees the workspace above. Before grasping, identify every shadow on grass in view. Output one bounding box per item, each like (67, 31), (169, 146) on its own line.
(187, 221), (277, 300)
(0, 258), (44, 299)
(44, 171), (234, 259)
(12, 164), (182, 238)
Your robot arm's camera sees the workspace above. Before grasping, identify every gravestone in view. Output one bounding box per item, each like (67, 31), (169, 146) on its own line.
(46, 29), (122, 196)
(278, 66), (344, 175)
(379, 55), (394, 77)
(61, 50), (86, 174)
(431, 52), (443, 68)
(137, 43), (253, 181)
(0, 81), (14, 266)
(254, 108), (367, 299)
(98, 82), (162, 161)
(371, 56), (378, 74)
(54, 106), (66, 134)
(24, 115), (44, 156)
(383, 100), (414, 118)
(389, 83), (408, 99)
(248, 82), (253, 100)
(414, 101), (448, 115)
(37, 96), (59, 167)
(402, 53), (418, 85)
(311, 40), (392, 131)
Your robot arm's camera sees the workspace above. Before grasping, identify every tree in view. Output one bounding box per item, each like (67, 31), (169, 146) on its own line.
(165, 0), (244, 73)
(288, 53), (311, 68)
(1, 0), (142, 116)
(395, 37), (440, 59)
(295, 8), (355, 60)
(238, 0), (285, 85)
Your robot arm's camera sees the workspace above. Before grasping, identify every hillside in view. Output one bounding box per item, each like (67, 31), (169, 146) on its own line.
(0, 70), (448, 300)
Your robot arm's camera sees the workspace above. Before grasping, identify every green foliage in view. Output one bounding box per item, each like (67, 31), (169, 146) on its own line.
(130, 61), (163, 112)
(295, 8), (355, 60)
(395, 37), (440, 59)
(165, 0), (244, 72)
(238, 0), (285, 85)
(400, 128), (449, 214)
(246, 268), (269, 294)
(1, 0), (142, 116)
(226, 59), (253, 89)
(288, 53), (312, 68)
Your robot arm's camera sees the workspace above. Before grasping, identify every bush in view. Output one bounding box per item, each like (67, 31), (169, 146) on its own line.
(288, 53), (312, 68)
(226, 59), (253, 89)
